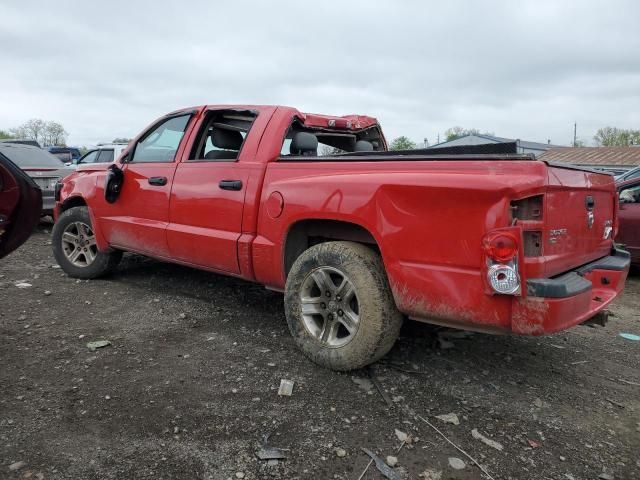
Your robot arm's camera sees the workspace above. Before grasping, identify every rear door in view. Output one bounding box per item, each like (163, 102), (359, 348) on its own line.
(97, 114), (192, 257)
(166, 109), (260, 273)
(617, 181), (640, 262)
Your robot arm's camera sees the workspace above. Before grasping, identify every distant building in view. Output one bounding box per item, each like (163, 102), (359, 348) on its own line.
(540, 147), (640, 174)
(429, 134), (558, 157)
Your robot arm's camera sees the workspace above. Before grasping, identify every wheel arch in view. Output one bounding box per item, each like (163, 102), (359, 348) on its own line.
(59, 195), (87, 213)
(283, 219), (379, 278)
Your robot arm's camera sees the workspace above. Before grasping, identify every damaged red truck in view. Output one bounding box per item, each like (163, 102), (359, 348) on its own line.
(52, 105), (630, 370)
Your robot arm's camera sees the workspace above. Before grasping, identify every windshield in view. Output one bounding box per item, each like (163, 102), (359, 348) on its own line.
(0, 144), (64, 168)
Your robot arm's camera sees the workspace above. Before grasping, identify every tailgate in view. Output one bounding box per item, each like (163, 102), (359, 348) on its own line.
(543, 163), (615, 277)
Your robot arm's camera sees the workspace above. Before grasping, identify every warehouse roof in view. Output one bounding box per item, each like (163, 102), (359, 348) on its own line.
(539, 147), (640, 166)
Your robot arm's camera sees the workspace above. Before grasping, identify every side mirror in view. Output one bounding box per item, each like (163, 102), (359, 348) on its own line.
(104, 164), (124, 203)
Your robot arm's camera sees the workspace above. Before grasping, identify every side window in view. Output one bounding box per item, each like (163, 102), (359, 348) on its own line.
(620, 185), (640, 204)
(96, 149), (114, 163)
(131, 114), (191, 163)
(190, 110), (257, 162)
(79, 150), (99, 164)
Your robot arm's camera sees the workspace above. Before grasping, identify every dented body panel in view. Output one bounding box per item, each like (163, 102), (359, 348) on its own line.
(54, 105), (629, 336)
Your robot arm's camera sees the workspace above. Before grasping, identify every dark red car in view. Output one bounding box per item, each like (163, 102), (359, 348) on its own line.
(617, 178), (640, 264)
(0, 151), (42, 258)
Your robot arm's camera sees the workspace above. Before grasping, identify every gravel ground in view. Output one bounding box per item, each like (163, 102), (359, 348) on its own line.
(1, 226), (639, 480)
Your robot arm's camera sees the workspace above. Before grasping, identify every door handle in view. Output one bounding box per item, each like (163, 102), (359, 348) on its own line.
(219, 180), (243, 191)
(148, 176), (168, 186)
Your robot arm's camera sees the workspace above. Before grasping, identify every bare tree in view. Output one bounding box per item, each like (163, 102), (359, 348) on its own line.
(10, 119), (68, 146)
(594, 126), (640, 146)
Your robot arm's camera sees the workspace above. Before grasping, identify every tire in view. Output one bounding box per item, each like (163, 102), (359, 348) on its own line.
(52, 206), (122, 279)
(285, 241), (403, 371)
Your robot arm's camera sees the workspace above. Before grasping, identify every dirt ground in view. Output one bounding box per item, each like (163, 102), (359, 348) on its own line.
(1, 225), (639, 480)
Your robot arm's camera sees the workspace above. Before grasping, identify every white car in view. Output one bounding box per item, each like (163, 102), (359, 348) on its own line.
(70, 143), (129, 168)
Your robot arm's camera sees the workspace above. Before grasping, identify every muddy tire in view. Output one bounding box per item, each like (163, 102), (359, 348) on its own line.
(52, 206), (122, 279)
(285, 241), (403, 371)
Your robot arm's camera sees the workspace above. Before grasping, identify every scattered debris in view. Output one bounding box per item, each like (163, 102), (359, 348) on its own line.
(87, 340), (111, 351)
(386, 456), (398, 467)
(448, 457), (466, 470)
(335, 447), (346, 457)
(605, 398), (624, 409)
(619, 333), (640, 341)
(527, 439), (541, 448)
(277, 379), (294, 396)
(471, 428), (504, 451)
(419, 468), (442, 480)
(256, 434), (287, 461)
(435, 413), (460, 425)
(235, 472), (245, 479)
(617, 378), (640, 386)
(570, 360), (589, 365)
(533, 398), (544, 408)
(361, 448), (403, 480)
(9, 461), (26, 471)
(351, 376), (374, 392)
(437, 335), (455, 350)
(368, 369), (393, 407)
(395, 429), (408, 443)
(44, 290), (52, 296)
(15, 282), (32, 288)
(417, 415), (495, 480)
(358, 435), (407, 480)
(598, 473), (614, 480)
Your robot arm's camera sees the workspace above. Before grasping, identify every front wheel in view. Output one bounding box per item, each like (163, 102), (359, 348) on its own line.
(284, 241), (403, 371)
(52, 206), (122, 279)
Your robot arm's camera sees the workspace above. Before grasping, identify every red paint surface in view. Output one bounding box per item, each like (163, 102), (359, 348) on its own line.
(54, 105), (629, 335)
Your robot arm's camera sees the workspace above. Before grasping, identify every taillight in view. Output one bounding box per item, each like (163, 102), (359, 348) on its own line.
(482, 230), (521, 295)
(483, 232), (518, 262)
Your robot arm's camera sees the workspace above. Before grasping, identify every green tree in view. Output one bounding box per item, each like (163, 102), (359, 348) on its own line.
(0, 129), (14, 139)
(112, 137), (131, 144)
(594, 126), (640, 146)
(389, 136), (416, 150)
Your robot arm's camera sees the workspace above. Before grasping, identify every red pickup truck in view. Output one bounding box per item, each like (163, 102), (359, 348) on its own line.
(52, 105), (630, 370)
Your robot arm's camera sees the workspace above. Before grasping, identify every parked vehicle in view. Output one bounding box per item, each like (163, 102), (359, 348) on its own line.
(0, 143), (70, 215)
(71, 143), (127, 167)
(616, 178), (640, 264)
(0, 139), (42, 148)
(52, 105), (630, 370)
(615, 165), (640, 183)
(0, 150), (41, 258)
(48, 146), (82, 163)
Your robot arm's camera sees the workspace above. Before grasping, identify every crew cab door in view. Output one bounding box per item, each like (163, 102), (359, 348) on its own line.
(166, 108), (265, 273)
(98, 113), (192, 257)
(617, 180), (640, 263)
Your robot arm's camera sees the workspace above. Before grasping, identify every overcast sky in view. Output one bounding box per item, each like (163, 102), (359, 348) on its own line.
(1, 1), (639, 147)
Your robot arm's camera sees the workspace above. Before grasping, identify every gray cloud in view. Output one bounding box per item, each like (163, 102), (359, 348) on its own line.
(1, 0), (638, 146)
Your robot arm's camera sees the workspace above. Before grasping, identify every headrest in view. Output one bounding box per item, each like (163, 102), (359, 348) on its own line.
(354, 140), (374, 152)
(290, 132), (318, 156)
(212, 129), (243, 150)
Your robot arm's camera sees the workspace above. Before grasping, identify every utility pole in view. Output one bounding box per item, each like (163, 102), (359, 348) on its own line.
(573, 122), (577, 147)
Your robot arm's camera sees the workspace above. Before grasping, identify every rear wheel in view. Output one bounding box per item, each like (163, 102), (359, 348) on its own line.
(52, 206), (122, 279)
(285, 241), (403, 371)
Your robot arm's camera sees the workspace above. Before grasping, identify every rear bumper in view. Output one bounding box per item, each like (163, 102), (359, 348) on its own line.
(511, 248), (630, 334)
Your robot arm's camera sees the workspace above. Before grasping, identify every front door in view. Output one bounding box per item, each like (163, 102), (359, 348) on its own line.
(98, 114), (192, 258)
(166, 109), (258, 273)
